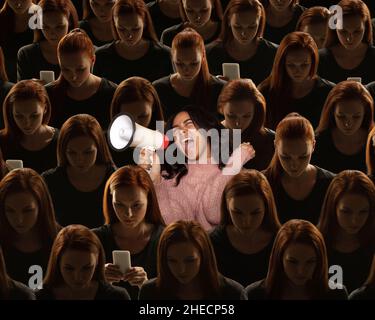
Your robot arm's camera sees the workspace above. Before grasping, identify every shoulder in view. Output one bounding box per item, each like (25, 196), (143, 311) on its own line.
(294, 4), (306, 15)
(41, 166), (63, 181)
(91, 224), (112, 239)
(151, 42), (171, 54)
(163, 23), (184, 34)
(18, 42), (38, 56)
(219, 275), (245, 300)
(259, 38), (279, 51)
(35, 287), (54, 300)
(97, 281), (131, 300)
(9, 280), (36, 300)
(152, 76), (171, 87)
(95, 42), (115, 55)
(209, 225), (226, 242)
(349, 285), (375, 300)
(78, 19), (90, 29)
(100, 78), (118, 91)
(205, 40), (223, 54)
(316, 77), (336, 89)
(210, 75), (226, 87)
(138, 277), (159, 300)
(323, 283), (348, 300)
(243, 279), (267, 300)
(314, 165), (336, 179)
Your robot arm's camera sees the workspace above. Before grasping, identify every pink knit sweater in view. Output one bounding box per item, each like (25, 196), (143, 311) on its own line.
(154, 164), (235, 231)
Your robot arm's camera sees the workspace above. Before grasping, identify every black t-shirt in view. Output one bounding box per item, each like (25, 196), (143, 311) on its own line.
(318, 46), (375, 85)
(153, 75), (225, 120)
(0, 81), (14, 129)
(1, 29), (34, 82)
(46, 78), (117, 129)
(312, 130), (367, 174)
(42, 165), (115, 229)
(147, 1), (182, 40)
(0, 128), (59, 174)
(35, 281), (131, 300)
(266, 166), (335, 224)
(243, 129), (275, 171)
(161, 22), (222, 48)
(349, 285), (375, 300)
(244, 279), (348, 300)
(205, 38), (278, 85)
(210, 225), (274, 287)
(6, 280), (36, 300)
(327, 246), (374, 294)
(79, 20), (112, 48)
(17, 42), (61, 81)
(92, 223), (164, 300)
(263, 4), (305, 44)
(262, 77), (335, 130)
(2, 244), (51, 286)
(93, 41), (173, 84)
(139, 275), (245, 300)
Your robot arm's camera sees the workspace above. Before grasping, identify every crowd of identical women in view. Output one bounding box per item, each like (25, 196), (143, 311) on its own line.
(0, 0), (374, 300)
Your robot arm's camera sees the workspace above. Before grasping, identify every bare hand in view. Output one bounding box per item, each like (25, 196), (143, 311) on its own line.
(123, 267), (148, 288)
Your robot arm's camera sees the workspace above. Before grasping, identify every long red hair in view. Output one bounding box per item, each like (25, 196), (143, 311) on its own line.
(156, 220), (221, 298)
(220, 169), (281, 232)
(0, 80), (52, 142)
(0, 246), (12, 299)
(218, 78), (267, 138)
(265, 219), (329, 299)
(316, 80), (374, 134)
(0, 168), (58, 248)
(366, 126), (375, 175)
(326, 0), (373, 48)
(296, 6), (331, 31)
(263, 113), (315, 186)
(0, 46), (8, 82)
(111, 0), (158, 43)
(57, 114), (114, 167)
(103, 165), (165, 225)
(43, 225), (106, 288)
(219, 0), (265, 45)
(110, 76), (164, 130)
(318, 170), (375, 250)
(365, 254), (375, 287)
(258, 31), (319, 129)
(172, 28), (213, 111)
(34, 0), (78, 42)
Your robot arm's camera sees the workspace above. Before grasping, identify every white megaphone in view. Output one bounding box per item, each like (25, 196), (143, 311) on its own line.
(108, 113), (169, 151)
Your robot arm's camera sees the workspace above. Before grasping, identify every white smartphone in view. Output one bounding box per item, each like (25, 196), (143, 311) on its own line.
(222, 63), (240, 80)
(112, 250), (131, 274)
(347, 77), (362, 83)
(40, 70), (55, 84)
(5, 159), (23, 171)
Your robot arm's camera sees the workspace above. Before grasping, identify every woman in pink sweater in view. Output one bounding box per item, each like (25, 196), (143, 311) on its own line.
(142, 106), (255, 230)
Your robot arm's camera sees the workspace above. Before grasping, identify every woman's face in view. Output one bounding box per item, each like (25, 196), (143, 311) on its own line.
(334, 99), (365, 136)
(282, 242), (317, 287)
(277, 138), (315, 178)
(42, 11), (69, 45)
(60, 52), (93, 88)
(172, 111), (207, 161)
(173, 46), (202, 81)
(285, 48), (313, 83)
(230, 10), (260, 45)
(13, 98), (45, 136)
(227, 193), (265, 234)
(7, 0), (33, 15)
(269, 0), (293, 12)
(112, 185), (148, 228)
(337, 14), (365, 50)
(120, 101), (153, 128)
(167, 241), (201, 285)
(183, 0), (212, 28)
(66, 136), (98, 172)
(90, 0), (115, 23)
(5, 191), (39, 235)
(301, 22), (328, 49)
(222, 99), (255, 131)
(60, 249), (98, 290)
(114, 12), (144, 46)
(336, 193), (369, 235)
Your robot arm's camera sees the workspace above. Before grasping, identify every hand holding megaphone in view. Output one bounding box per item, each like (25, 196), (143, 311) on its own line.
(138, 147), (161, 183)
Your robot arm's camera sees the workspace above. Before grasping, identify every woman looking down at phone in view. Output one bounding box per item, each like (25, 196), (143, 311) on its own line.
(92, 165), (165, 300)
